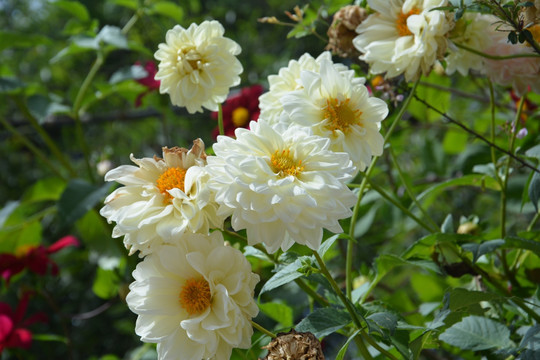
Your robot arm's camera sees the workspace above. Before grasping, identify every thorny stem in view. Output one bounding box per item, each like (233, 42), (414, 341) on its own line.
(455, 43), (540, 60)
(388, 147), (439, 229)
(346, 78), (420, 298)
(413, 96), (540, 175)
(0, 116), (65, 179)
(11, 96), (77, 177)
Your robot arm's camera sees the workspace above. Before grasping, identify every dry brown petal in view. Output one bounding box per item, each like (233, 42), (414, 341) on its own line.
(261, 329), (325, 360)
(326, 5), (367, 58)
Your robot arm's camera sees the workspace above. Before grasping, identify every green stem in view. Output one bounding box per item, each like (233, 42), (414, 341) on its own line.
(361, 330), (399, 360)
(294, 279), (329, 307)
(353, 335), (374, 360)
(527, 211), (540, 232)
(346, 78), (420, 298)
(0, 117), (65, 179)
(11, 96), (77, 177)
(355, 181), (438, 233)
(388, 147), (439, 229)
(251, 320), (276, 338)
(218, 103), (224, 136)
(488, 80), (502, 184)
(455, 43), (540, 60)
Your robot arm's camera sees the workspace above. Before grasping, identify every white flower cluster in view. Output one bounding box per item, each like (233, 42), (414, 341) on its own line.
(101, 18), (391, 360)
(351, 0), (540, 93)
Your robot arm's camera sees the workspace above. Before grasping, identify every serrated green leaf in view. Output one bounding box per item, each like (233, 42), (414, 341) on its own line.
(259, 257), (309, 296)
(336, 329), (361, 360)
(366, 312), (398, 337)
(461, 239), (505, 263)
(519, 325), (540, 350)
(504, 236), (540, 257)
(528, 172), (540, 212)
(150, 2), (184, 22)
(53, 1), (90, 22)
(93, 267), (120, 299)
(295, 307), (351, 338)
(439, 316), (512, 351)
(448, 288), (500, 311)
(318, 234), (338, 258)
(259, 302), (293, 327)
(58, 179), (112, 227)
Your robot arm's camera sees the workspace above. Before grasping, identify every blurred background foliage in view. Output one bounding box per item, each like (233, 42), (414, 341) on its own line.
(1, 0), (540, 359)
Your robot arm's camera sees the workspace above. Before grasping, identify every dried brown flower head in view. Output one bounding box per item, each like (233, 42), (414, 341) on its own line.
(261, 329), (325, 360)
(326, 5), (367, 58)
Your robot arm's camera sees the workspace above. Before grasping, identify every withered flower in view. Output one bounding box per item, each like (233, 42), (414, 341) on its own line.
(326, 5), (367, 58)
(261, 329), (325, 360)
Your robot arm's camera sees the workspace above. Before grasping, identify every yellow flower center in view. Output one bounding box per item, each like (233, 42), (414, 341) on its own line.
(156, 167), (187, 203)
(323, 98), (362, 133)
(525, 25), (540, 47)
(176, 47), (202, 73)
(396, 8), (420, 37)
(231, 106), (250, 127)
(179, 278), (212, 315)
(270, 149), (304, 178)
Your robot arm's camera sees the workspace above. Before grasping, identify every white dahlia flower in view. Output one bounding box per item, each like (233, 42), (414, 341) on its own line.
(445, 13), (495, 76)
(206, 120), (357, 253)
(126, 231), (259, 360)
(353, 0), (452, 81)
(258, 51), (364, 124)
(280, 59), (389, 172)
(154, 20), (242, 113)
(100, 139), (223, 257)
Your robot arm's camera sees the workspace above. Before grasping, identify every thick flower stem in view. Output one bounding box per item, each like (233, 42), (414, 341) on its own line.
(251, 320), (276, 338)
(455, 43), (540, 60)
(346, 77), (420, 298)
(218, 103), (225, 136)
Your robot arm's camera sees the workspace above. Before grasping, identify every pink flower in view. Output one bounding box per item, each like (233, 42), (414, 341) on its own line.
(134, 61), (160, 107)
(0, 236), (79, 284)
(211, 85), (263, 138)
(0, 292), (47, 353)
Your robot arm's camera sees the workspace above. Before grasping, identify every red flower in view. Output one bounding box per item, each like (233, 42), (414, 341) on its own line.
(211, 85), (264, 138)
(0, 235), (79, 284)
(135, 61), (160, 107)
(0, 292), (47, 353)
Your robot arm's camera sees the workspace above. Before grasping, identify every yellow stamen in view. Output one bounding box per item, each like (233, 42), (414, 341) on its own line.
(232, 106), (250, 127)
(156, 167), (187, 203)
(270, 149), (304, 178)
(323, 98), (362, 133)
(396, 8), (420, 37)
(179, 278), (212, 316)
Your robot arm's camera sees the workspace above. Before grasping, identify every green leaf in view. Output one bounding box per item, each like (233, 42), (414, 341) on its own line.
(0, 201), (19, 228)
(243, 246), (272, 262)
(528, 171), (540, 212)
(0, 32), (51, 51)
(366, 312), (398, 338)
(149, 2), (184, 22)
(32, 334), (68, 343)
(97, 25), (128, 49)
(504, 236), (540, 257)
(336, 329), (361, 360)
(403, 233), (476, 260)
(27, 95), (71, 123)
(53, 1), (90, 22)
(93, 267), (120, 299)
(525, 145), (540, 160)
(441, 214), (454, 233)
(410, 331), (432, 360)
(439, 315), (512, 351)
(109, 65), (147, 84)
(417, 175), (500, 209)
(258, 302), (293, 327)
(0, 77), (25, 93)
(77, 209), (123, 257)
(448, 288), (500, 311)
(57, 179), (112, 227)
(0, 220), (42, 253)
(318, 234), (338, 258)
(22, 178), (66, 203)
(461, 239), (505, 263)
(111, 0), (138, 10)
(519, 325), (540, 350)
(259, 257), (310, 296)
(295, 307), (351, 338)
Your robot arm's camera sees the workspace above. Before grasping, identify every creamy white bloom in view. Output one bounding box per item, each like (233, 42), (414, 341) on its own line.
(259, 51), (364, 124)
(353, 0), (452, 81)
(154, 20), (242, 113)
(445, 13), (495, 76)
(100, 139), (223, 257)
(126, 231), (259, 360)
(206, 120), (357, 253)
(280, 59), (389, 172)
(483, 21), (540, 95)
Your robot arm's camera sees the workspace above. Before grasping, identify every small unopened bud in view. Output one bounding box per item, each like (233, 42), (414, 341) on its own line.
(457, 222), (479, 235)
(261, 329), (325, 360)
(258, 16), (279, 24)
